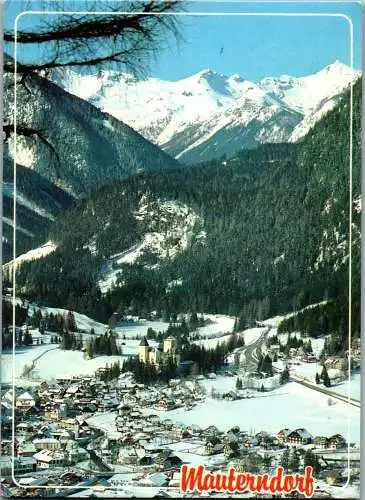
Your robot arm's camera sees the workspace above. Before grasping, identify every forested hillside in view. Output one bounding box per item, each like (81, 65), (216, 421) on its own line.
(4, 68), (178, 196)
(2, 150), (74, 261)
(13, 78), (361, 344)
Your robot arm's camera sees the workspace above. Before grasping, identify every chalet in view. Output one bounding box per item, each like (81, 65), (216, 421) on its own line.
(155, 399), (175, 411)
(255, 431), (273, 449)
(329, 434), (346, 449)
(14, 457), (37, 474)
(65, 442), (89, 464)
(300, 353), (317, 363)
(118, 447), (138, 465)
(162, 453), (183, 470)
(33, 449), (66, 468)
(45, 404), (68, 421)
(142, 472), (169, 487)
(314, 436), (329, 449)
(186, 424), (202, 437)
(327, 369), (346, 383)
(66, 386), (80, 397)
(324, 357), (348, 372)
(162, 419), (173, 429)
(99, 396), (119, 411)
(56, 374), (73, 384)
(60, 418), (79, 431)
(15, 391), (36, 409)
(205, 441), (224, 455)
(224, 441), (239, 457)
(33, 438), (61, 451)
(16, 422), (35, 437)
(287, 428), (312, 445)
(203, 425), (221, 439)
(243, 437), (258, 448)
(277, 428), (291, 442)
(17, 442), (37, 457)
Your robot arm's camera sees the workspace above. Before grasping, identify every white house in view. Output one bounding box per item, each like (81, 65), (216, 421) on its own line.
(33, 449), (66, 468)
(15, 391), (35, 409)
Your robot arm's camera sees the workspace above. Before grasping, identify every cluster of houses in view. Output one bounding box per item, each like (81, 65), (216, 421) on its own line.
(0, 362), (358, 498)
(276, 429), (346, 449)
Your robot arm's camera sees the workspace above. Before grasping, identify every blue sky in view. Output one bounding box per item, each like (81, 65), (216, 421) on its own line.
(5, 1), (363, 82)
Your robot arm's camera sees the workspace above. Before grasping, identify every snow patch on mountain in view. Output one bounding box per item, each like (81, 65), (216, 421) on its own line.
(288, 98), (338, 142)
(8, 135), (37, 169)
(3, 182), (55, 221)
(3, 241), (57, 277)
(98, 198), (203, 292)
(2, 217), (35, 237)
(354, 196), (361, 213)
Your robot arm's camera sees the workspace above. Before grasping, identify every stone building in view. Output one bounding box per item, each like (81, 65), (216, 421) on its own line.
(139, 336), (179, 367)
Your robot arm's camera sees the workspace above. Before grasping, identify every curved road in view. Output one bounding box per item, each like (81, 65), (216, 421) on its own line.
(236, 325), (360, 409)
(236, 327), (271, 372)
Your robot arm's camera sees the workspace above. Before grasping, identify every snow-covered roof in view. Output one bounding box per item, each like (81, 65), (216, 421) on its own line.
(292, 428), (312, 439)
(327, 368), (345, 379)
(146, 472), (169, 487)
(33, 449), (65, 462)
(17, 391), (34, 400)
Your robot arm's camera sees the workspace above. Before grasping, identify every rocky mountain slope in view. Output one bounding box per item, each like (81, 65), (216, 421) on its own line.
(52, 61), (360, 163)
(4, 68), (179, 196)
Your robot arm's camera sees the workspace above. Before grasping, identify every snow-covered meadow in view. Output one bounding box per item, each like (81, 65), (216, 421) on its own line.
(148, 381), (360, 441)
(28, 304), (108, 334)
(1, 344), (127, 384)
(2, 310), (238, 384)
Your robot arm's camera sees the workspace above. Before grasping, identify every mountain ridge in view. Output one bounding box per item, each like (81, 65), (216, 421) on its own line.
(51, 60), (361, 163)
(4, 68), (179, 197)
(9, 78), (361, 339)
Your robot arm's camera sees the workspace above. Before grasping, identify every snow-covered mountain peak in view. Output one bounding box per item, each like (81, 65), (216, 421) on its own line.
(322, 59), (353, 74)
(50, 61), (360, 163)
(260, 61), (359, 114)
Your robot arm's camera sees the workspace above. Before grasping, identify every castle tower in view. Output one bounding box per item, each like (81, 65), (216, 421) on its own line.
(139, 337), (150, 363)
(163, 336), (177, 353)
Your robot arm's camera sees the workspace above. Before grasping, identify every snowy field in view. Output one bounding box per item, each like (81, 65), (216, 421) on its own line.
(194, 326), (266, 351)
(28, 304), (107, 334)
(32, 349), (125, 381)
(115, 314), (236, 340)
(194, 314), (235, 337)
(115, 321), (170, 339)
(1, 344), (57, 383)
(327, 372), (361, 400)
(148, 381), (360, 441)
(1, 345), (127, 384)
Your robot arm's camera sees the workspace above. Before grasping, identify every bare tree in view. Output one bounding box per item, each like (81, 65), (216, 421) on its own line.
(4, 1), (183, 145)
(5, 1), (182, 75)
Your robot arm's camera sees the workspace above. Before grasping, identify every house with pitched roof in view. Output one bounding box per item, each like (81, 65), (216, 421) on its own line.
(287, 428), (313, 445)
(15, 391), (35, 409)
